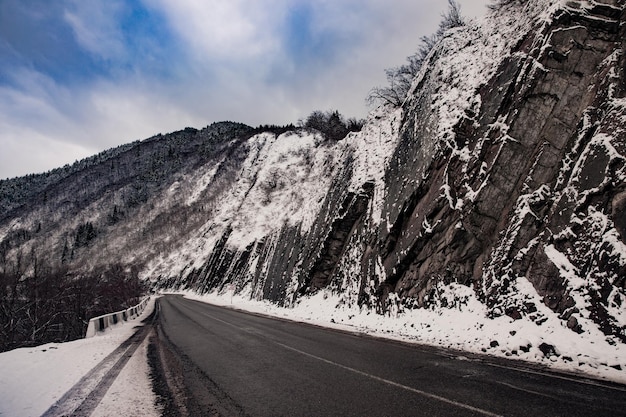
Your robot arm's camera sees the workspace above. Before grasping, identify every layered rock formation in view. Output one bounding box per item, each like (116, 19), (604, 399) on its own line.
(1, 0), (624, 344)
(376, 0), (626, 341)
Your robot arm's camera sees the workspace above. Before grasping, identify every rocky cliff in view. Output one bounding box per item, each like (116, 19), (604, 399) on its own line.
(375, 0), (626, 343)
(1, 0), (624, 347)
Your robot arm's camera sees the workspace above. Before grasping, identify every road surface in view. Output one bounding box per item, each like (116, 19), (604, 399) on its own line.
(154, 294), (626, 417)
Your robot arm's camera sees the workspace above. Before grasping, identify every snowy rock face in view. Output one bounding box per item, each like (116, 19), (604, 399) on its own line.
(377, 0), (626, 340)
(479, 0), (626, 342)
(0, 0), (624, 343)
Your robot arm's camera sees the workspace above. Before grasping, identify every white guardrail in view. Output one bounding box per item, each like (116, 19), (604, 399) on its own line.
(85, 296), (151, 338)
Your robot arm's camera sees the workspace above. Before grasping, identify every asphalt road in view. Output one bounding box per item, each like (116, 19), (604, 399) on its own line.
(155, 294), (626, 417)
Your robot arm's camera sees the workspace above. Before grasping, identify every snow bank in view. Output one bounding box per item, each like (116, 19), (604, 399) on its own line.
(0, 298), (158, 417)
(180, 289), (626, 384)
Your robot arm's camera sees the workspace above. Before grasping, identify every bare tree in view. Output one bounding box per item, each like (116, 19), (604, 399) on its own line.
(0, 252), (147, 352)
(368, 0), (465, 107)
(302, 110), (364, 141)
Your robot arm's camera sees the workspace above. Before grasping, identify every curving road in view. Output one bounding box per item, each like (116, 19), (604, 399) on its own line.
(154, 294), (626, 417)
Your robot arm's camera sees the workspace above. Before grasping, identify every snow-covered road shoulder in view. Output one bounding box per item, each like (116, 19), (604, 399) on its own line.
(0, 297), (159, 417)
(179, 289), (626, 386)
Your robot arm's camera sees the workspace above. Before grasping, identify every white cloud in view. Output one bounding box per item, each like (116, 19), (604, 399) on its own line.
(0, 0), (491, 179)
(458, 0), (489, 19)
(0, 71), (201, 178)
(0, 77), (94, 178)
(85, 80), (205, 145)
(143, 0), (285, 62)
(0, 129), (94, 179)
(63, 0), (127, 60)
(0, 70), (78, 139)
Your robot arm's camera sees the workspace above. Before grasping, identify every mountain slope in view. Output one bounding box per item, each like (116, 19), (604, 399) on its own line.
(1, 0), (624, 367)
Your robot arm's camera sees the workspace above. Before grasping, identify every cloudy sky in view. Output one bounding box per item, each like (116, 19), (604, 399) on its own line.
(0, 0), (488, 180)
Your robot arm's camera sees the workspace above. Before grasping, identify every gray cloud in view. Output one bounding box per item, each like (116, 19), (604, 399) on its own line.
(0, 0), (489, 180)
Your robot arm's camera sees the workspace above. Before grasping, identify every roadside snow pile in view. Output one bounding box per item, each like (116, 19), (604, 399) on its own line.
(182, 289), (626, 384)
(0, 298), (158, 417)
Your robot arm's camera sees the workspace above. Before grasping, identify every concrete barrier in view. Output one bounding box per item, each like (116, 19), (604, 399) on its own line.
(85, 296), (150, 338)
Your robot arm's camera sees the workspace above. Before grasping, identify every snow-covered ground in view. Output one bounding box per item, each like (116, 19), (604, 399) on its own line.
(0, 290), (624, 417)
(182, 288), (626, 385)
(0, 298), (159, 417)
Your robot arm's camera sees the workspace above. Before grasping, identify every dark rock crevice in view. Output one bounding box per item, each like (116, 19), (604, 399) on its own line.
(305, 183), (374, 292)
